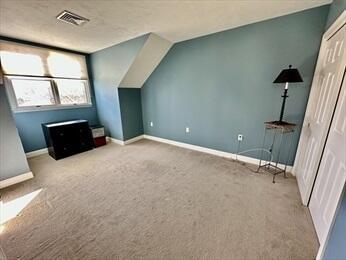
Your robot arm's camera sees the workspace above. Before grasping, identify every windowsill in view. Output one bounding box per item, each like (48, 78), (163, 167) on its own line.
(12, 104), (93, 113)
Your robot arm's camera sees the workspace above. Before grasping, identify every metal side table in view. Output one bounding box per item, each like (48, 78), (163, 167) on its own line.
(256, 121), (296, 183)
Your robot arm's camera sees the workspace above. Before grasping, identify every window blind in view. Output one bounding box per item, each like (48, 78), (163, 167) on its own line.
(0, 40), (88, 79)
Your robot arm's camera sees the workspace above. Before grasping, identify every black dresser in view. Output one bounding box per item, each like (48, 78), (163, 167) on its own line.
(42, 120), (93, 160)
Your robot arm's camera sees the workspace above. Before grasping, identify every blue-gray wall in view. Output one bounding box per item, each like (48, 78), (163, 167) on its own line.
(118, 88), (144, 140)
(90, 35), (148, 140)
(141, 6), (329, 165)
(324, 189), (346, 260)
(0, 85), (30, 181)
(325, 0), (346, 29)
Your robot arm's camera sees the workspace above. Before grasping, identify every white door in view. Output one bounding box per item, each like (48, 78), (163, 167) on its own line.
(309, 71), (346, 244)
(295, 25), (346, 205)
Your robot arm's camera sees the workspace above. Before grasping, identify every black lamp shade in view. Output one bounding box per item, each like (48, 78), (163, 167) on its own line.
(273, 65), (303, 83)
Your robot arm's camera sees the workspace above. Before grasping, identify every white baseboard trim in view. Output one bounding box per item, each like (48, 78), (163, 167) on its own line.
(107, 135), (145, 145)
(107, 137), (125, 145)
(124, 135), (145, 145)
(24, 135), (293, 173)
(26, 148), (48, 158)
(0, 171), (34, 189)
(143, 134), (293, 172)
(25, 135), (146, 157)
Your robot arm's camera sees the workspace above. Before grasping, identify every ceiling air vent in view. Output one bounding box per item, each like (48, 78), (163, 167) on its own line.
(56, 10), (89, 26)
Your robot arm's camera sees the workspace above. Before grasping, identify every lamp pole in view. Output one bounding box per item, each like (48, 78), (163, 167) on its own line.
(279, 82), (289, 122)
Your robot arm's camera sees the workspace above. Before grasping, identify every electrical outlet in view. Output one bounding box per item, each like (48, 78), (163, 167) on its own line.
(186, 127), (190, 133)
(238, 134), (243, 141)
(150, 121), (153, 127)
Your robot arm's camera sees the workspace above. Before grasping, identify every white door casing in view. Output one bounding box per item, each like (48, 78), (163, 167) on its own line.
(294, 18), (346, 206)
(309, 69), (346, 244)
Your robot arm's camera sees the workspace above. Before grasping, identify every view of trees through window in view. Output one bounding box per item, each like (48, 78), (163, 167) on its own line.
(12, 79), (55, 107)
(56, 80), (88, 105)
(10, 78), (90, 108)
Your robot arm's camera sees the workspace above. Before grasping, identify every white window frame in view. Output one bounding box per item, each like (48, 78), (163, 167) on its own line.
(4, 76), (92, 113)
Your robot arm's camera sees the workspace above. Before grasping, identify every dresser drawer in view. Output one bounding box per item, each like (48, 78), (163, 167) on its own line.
(53, 143), (76, 159)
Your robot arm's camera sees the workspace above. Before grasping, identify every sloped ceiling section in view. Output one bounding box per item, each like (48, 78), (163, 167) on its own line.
(119, 34), (173, 88)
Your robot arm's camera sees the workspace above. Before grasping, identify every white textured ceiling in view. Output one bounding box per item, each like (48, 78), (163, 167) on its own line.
(0, 0), (331, 53)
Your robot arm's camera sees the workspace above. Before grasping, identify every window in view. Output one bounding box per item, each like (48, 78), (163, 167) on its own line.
(55, 79), (89, 105)
(11, 79), (55, 107)
(0, 40), (91, 112)
(5, 76), (91, 112)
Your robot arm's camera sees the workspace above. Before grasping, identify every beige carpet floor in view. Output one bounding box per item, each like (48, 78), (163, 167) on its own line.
(0, 139), (318, 260)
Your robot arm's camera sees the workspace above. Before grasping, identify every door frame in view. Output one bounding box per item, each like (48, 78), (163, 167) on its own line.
(293, 10), (346, 206)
